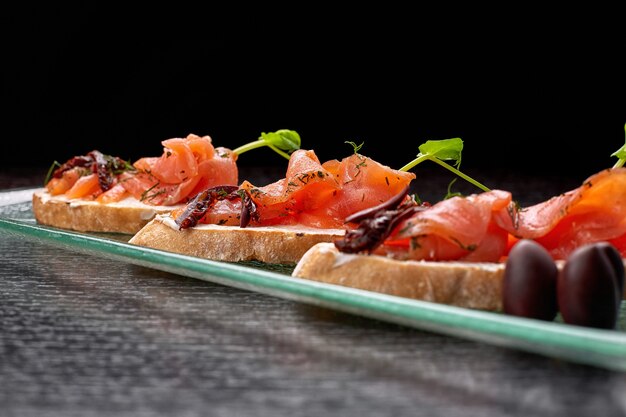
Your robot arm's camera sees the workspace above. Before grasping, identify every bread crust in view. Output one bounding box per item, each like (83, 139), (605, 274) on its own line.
(292, 242), (507, 311)
(129, 215), (346, 264)
(32, 190), (175, 234)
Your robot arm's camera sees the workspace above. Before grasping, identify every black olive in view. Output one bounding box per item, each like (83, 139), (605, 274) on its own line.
(503, 239), (558, 321)
(594, 242), (625, 310)
(558, 242), (622, 329)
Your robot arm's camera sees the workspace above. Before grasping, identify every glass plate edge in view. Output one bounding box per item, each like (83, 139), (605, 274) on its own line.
(1, 190), (625, 372)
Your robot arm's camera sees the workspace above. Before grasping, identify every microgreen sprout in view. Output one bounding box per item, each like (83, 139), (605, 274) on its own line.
(611, 123), (626, 168)
(399, 138), (490, 193)
(233, 129), (301, 160)
(44, 161), (62, 185)
(345, 141), (364, 154)
(445, 178), (462, 199)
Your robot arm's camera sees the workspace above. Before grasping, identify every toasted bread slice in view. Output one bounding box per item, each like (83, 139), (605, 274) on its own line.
(292, 242), (507, 310)
(129, 214), (346, 264)
(32, 189), (177, 234)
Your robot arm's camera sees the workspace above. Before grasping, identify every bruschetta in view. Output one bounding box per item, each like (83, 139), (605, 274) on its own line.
(33, 133), (239, 233)
(129, 148), (416, 263)
(292, 169), (626, 328)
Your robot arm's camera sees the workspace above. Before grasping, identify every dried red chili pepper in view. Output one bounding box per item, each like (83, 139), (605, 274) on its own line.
(174, 186), (259, 230)
(51, 155), (93, 180)
(50, 150), (131, 191)
(88, 150), (128, 191)
(335, 186), (428, 254)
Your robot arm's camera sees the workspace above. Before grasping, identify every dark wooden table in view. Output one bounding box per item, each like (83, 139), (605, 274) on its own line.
(1, 167), (625, 417)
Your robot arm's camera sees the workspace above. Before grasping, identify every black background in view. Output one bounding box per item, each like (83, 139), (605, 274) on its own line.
(3, 5), (625, 184)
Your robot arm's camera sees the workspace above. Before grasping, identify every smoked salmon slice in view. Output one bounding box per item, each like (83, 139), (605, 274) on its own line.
(360, 168), (626, 262)
(495, 168), (626, 259)
(121, 135), (238, 206)
(177, 149), (417, 229)
(47, 134), (238, 206)
(381, 190), (512, 262)
(64, 173), (102, 200)
(46, 167), (83, 196)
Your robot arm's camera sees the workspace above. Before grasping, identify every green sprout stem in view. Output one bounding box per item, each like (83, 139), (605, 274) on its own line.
(44, 161), (61, 186)
(232, 139), (291, 160)
(231, 140), (262, 155)
(429, 157), (491, 192)
(267, 144), (291, 160)
(611, 124), (626, 168)
(232, 129), (300, 161)
(398, 154), (429, 172)
(400, 154), (490, 192)
(612, 123), (626, 168)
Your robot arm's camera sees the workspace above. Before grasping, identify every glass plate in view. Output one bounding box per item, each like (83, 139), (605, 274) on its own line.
(2, 188), (625, 372)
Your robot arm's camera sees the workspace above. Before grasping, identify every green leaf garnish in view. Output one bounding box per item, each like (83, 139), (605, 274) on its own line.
(232, 129), (301, 160)
(399, 137), (490, 193)
(611, 123), (626, 168)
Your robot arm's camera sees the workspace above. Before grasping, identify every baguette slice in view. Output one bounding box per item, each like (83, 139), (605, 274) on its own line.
(292, 242), (507, 311)
(32, 189), (177, 234)
(129, 214), (346, 264)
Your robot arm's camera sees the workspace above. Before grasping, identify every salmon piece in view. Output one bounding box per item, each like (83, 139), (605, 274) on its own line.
(246, 179), (342, 228)
(188, 149), (416, 229)
(321, 153), (416, 222)
(46, 178), (64, 195)
(144, 134), (219, 184)
(132, 157), (158, 173)
(170, 195), (243, 227)
(496, 168), (626, 259)
(118, 171), (198, 206)
(118, 171), (160, 203)
(187, 133), (215, 161)
(96, 182), (128, 204)
(196, 199), (243, 226)
(121, 139), (238, 206)
(367, 168), (626, 262)
(150, 137), (199, 183)
(158, 175), (202, 206)
(65, 173), (102, 199)
(48, 134), (237, 206)
(383, 190), (512, 262)
(46, 167), (83, 195)
(159, 147), (238, 205)
(186, 148), (238, 199)
(132, 134), (216, 184)
(250, 150), (337, 206)
(238, 149), (340, 226)
(248, 151), (415, 228)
